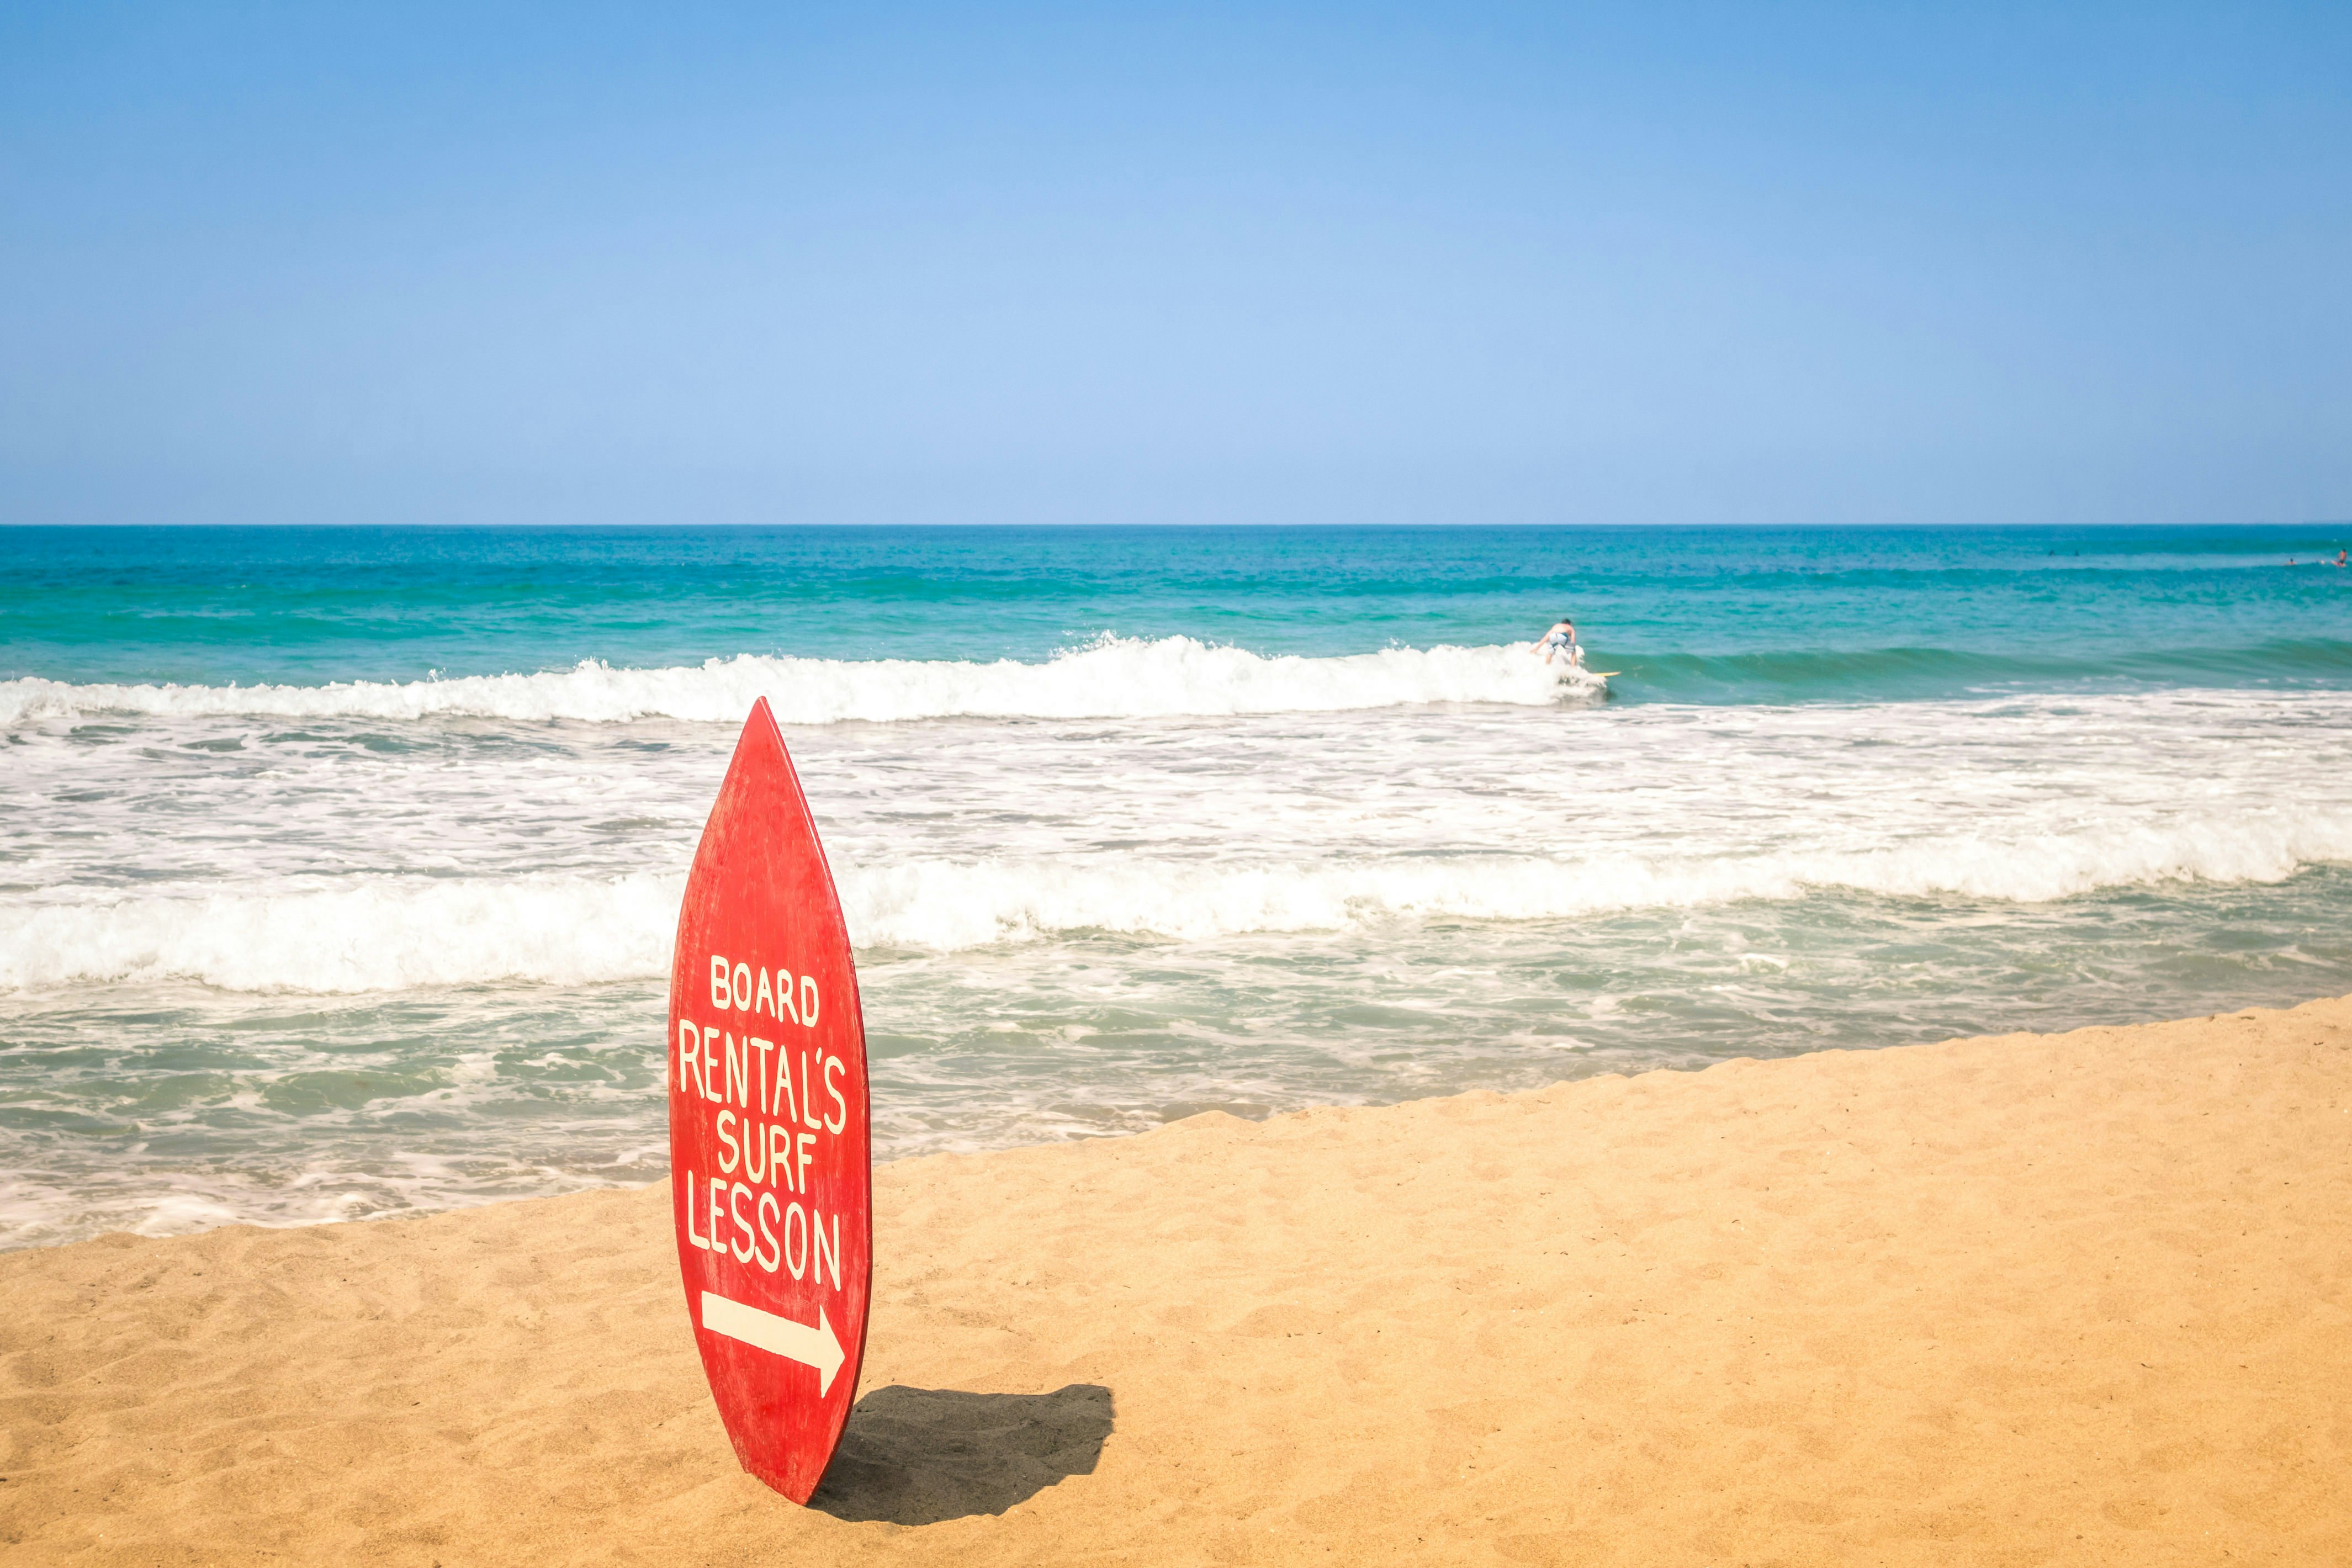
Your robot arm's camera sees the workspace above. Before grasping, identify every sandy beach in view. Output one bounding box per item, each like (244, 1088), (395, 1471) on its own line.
(4, 995), (2347, 1565)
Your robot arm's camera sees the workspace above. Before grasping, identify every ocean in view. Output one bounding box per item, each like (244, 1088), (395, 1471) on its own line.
(4, 522), (2349, 1249)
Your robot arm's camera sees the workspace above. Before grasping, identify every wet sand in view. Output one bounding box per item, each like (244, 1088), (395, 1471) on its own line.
(4, 995), (2348, 1565)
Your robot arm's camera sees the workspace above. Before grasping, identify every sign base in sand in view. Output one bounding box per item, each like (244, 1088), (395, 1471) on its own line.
(668, 698), (872, 1503)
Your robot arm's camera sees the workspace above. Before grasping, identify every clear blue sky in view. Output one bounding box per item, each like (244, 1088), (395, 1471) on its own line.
(3, 2), (2346, 526)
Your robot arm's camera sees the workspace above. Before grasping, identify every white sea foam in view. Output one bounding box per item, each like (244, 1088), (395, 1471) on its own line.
(0, 875), (685, 993)
(9, 807), (2346, 992)
(0, 636), (1586, 728)
(846, 811), (2352, 948)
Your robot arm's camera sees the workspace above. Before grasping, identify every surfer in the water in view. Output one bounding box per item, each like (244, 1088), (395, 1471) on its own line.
(1532, 616), (1580, 666)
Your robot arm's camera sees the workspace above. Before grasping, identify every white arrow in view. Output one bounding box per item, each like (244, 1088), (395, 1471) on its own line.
(700, 1290), (847, 1396)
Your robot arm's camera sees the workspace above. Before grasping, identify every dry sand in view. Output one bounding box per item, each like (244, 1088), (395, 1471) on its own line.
(4, 996), (2349, 1565)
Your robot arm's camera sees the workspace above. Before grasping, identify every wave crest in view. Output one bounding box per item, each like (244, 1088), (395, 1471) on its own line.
(7, 809), (2344, 993)
(0, 636), (1588, 727)
(0, 875), (684, 994)
(850, 812), (2351, 949)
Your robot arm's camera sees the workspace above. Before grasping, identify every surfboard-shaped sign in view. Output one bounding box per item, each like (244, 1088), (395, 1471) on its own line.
(668, 698), (871, 1504)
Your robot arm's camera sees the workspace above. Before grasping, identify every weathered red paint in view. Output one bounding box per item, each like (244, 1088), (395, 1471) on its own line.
(668, 698), (871, 1504)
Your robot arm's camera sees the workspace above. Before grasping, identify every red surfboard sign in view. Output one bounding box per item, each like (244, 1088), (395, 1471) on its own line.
(669, 698), (872, 1504)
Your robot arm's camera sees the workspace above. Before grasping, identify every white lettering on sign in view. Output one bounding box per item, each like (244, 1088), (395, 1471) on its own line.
(679, 950), (854, 1290)
(710, 951), (820, 1028)
(677, 1169), (847, 1289)
(757, 1190), (781, 1269)
(813, 1205), (840, 1287)
(676, 1019), (706, 1100)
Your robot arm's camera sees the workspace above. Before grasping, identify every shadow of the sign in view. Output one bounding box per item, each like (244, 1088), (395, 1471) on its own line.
(808, 1382), (1115, 1525)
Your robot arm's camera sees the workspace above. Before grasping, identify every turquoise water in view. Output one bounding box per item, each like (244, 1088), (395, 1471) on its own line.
(3, 523), (2349, 1247)
(10, 523), (2351, 692)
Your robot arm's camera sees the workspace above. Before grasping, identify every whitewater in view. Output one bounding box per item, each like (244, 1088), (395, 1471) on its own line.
(4, 522), (2349, 1249)
(0, 635), (1581, 727)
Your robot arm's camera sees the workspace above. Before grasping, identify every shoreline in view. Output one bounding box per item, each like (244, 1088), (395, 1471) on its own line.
(4, 996), (2348, 1564)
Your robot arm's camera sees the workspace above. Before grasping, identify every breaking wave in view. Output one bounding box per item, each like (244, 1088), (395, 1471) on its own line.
(8, 808), (2346, 992)
(0, 636), (1588, 728)
(0, 875), (686, 994)
(848, 810), (2352, 949)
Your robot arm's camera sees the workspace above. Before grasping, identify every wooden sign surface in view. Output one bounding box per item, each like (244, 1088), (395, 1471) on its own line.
(668, 698), (872, 1503)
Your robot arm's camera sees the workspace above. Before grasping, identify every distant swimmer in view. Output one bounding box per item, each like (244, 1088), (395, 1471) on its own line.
(2339, 549), (2349, 568)
(1532, 616), (1581, 667)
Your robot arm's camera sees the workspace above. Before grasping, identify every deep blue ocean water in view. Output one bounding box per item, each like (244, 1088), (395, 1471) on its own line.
(3, 523), (2349, 1247)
